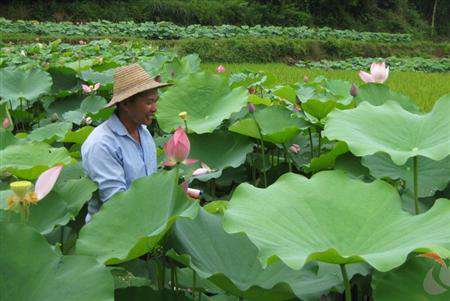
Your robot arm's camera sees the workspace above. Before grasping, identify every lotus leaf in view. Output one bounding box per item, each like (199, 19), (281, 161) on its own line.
(372, 256), (450, 300)
(229, 106), (308, 144)
(189, 131), (253, 171)
(362, 153), (450, 197)
(27, 121), (72, 142)
(157, 72), (248, 133)
(0, 142), (73, 179)
(0, 222), (114, 301)
(75, 169), (199, 264)
(223, 170), (450, 272)
(355, 83), (420, 113)
(169, 209), (344, 301)
(0, 67), (52, 109)
(323, 97), (450, 165)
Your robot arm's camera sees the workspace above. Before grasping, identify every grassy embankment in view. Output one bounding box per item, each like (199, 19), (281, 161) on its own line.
(204, 63), (450, 111)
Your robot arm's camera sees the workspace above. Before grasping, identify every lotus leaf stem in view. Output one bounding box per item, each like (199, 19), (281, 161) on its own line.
(413, 156), (419, 215)
(193, 270), (197, 299)
(340, 264), (351, 301)
(282, 144), (292, 172)
(318, 130), (322, 156)
(251, 113), (267, 187)
(308, 128), (314, 158)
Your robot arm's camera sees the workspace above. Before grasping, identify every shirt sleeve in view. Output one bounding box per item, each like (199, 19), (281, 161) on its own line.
(83, 143), (127, 203)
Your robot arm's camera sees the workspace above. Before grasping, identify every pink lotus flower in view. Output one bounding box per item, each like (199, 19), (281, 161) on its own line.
(7, 165), (63, 209)
(193, 162), (214, 176)
(79, 40), (86, 45)
(163, 127), (197, 166)
(81, 83), (101, 93)
(2, 117), (11, 129)
(289, 144), (301, 154)
(358, 62), (389, 84)
(182, 181), (202, 199)
(216, 65), (225, 73)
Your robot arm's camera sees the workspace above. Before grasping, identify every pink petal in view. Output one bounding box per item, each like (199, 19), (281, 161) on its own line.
(371, 62), (388, 83)
(81, 84), (91, 93)
(216, 65), (225, 73)
(370, 62), (385, 75)
(187, 188), (201, 199)
(93, 83), (101, 90)
(34, 165), (63, 200)
(2, 117), (11, 129)
(172, 127), (190, 162)
(162, 160), (177, 167)
(200, 162), (211, 170)
(183, 158), (198, 165)
(193, 168), (209, 176)
(181, 181), (189, 192)
(358, 71), (374, 83)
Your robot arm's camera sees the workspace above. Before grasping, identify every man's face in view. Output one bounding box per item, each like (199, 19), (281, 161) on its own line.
(124, 89), (159, 126)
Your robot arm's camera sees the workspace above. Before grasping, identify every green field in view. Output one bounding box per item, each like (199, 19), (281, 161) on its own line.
(204, 63), (450, 111)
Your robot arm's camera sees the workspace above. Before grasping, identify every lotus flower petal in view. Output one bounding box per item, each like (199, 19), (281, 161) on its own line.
(34, 165), (63, 200)
(81, 84), (92, 93)
(187, 188), (201, 199)
(216, 65), (225, 73)
(2, 117), (10, 129)
(358, 71), (374, 83)
(93, 83), (101, 91)
(193, 167), (209, 176)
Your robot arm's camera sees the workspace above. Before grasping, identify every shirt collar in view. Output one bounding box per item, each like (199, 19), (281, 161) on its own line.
(106, 113), (130, 137)
(106, 113), (146, 137)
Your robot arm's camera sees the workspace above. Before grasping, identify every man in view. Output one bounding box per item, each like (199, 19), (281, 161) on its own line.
(81, 63), (170, 221)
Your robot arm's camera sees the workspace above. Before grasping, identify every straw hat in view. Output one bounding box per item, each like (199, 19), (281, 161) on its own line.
(106, 63), (171, 107)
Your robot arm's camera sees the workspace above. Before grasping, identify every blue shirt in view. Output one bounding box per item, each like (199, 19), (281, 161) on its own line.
(81, 113), (157, 203)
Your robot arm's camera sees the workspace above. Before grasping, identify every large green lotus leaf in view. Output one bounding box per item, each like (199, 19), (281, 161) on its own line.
(75, 170), (199, 265)
(0, 142), (73, 180)
(28, 176), (97, 234)
(355, 83), (420, 113)
(48, 66), (80, 96)
(323, 98), (450, 165)
(0, 68), (52, 109)
(0, 130), (18, 150)
(0, 222), (114, 301)
(304, 141), (349, 173)
(157, 72), (248, 133)
(80, 95), (108, 114)
(362, 153), (450, 198)
(189, 131), (254, 171)
(223, 170), (450, 272)
(81, 69), (114, 86)
(115, 287), (190, 301)
(45, 94), (84, 115)
(372, 256), (450, 300)
(229, 106), (308, 144)
(302, 96), (354, 122)
(169, 209), (343, 301)
(27, 121), (72, 142)
(325, 79), (352, 98)
(63, 126), (94, 145)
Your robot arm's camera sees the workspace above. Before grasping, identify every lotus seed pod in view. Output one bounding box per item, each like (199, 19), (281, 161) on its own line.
(248, 87), (256, 94)
(10, 181), (32, 200)
(350, 84), (359, 97)
(178, 111), (187, 120)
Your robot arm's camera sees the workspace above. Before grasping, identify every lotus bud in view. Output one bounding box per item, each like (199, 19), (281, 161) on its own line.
(289, 144), (301, 154)
(83, 116), (92, 125)
(303, 75), (309, 83)
(20, 50), (26, 57)
(216, 65), (225, 73)
(178, 111), (187, 120)
(2, 117), (11, 129)
(163, 127), (197, 166)
(350, 84), (358, 97)
(10, 181), (33, 200)
(247, 103), (256, 113)
(51, 113), (60, 122)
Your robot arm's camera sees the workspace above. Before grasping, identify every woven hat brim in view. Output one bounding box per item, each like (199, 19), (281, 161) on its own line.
(106, 81), (171, 108)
